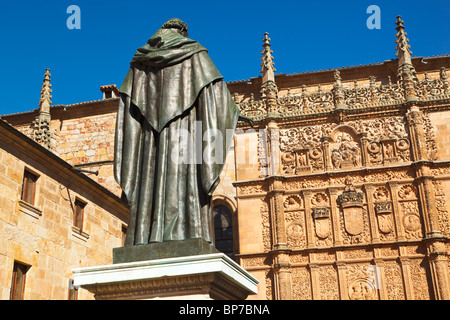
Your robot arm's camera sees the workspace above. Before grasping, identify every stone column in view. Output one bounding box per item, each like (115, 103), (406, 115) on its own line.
(328, 187), (343, 246)
(267, 121), (280, 176)
(272, 250), (292, 300)
(427, 241), (450, 300)
(398, 257), (414, 300)
(335, 260), (348, 300)
(363, 184), (381, 243)
(359, 132), (370, 168)
(309, 263), (321, 300)
(373, 258), (387, 300)
(406, 106), (428, 162)
(388, 181), (406, 241)
(415, 166), (442, 238)
(321, 136), (332, 172)
(268, 177), (287, 250)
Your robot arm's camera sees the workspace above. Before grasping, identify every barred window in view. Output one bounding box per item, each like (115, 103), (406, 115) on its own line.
(213, 205), (234, 256)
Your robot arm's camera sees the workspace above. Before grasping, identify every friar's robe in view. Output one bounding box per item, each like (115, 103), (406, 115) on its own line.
(114, 28), (240, 246)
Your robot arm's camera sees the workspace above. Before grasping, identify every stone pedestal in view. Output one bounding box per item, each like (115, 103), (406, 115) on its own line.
(72, 253), (258, 300)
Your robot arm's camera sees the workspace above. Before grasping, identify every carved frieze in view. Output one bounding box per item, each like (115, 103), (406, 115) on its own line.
(276, 117), (412, 175)
(237, 68), (448, 119)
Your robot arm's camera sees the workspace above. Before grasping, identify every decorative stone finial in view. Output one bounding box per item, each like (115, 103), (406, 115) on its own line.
(333, 69), (347, 110)
(39, 68), (52, 113)
(33, 68), (53, 149)
(260, 32), (276, 84)
(395, 16), (414, 67)
(260, 33), (278, 112)
(395, 16), (418, 101)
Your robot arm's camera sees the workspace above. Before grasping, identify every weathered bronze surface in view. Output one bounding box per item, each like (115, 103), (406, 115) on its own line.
(114, 18), (241, 248)
(113, 238), (220, 264)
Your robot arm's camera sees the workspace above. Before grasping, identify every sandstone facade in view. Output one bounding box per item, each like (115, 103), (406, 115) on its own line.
(1, 16), (449, 300)
(0, 119), (128, 300)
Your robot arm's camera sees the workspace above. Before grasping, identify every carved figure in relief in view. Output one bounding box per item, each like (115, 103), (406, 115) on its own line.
(349, 280), (376, 300)
(385, 143), (394, 158)
(330, 126), (362, 169)
(331, 150), (341, 169)
(311, 193), (329, 207)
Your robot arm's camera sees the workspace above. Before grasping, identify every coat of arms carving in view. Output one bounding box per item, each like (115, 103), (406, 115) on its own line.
(312, 207), (331, 239)
(338, 178), (365, 236)
(375, 201), (394, 234)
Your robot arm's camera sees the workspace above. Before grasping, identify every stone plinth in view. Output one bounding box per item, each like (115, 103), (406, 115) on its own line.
(72, 253), (258, 300)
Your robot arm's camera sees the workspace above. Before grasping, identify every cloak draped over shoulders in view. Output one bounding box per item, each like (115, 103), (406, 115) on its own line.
(114, 27), (240, 245)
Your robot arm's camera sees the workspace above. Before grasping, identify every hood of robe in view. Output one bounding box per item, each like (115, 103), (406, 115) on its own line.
(118, 28), (224, 132)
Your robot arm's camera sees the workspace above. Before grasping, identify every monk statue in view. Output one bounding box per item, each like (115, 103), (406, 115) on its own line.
(114, 18), (251, 248)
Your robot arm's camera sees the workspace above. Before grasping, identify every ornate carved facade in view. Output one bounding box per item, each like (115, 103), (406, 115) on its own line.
(231, 17), (450, 300)
(1, 16), (449, 300)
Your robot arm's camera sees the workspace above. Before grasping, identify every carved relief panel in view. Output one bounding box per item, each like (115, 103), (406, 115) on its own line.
(338, 179), (370, 244)
(329, 125), (361, 170)
(277, 117), (412, 176)
(284, 195), (306, 249)
(346, 264), (380, 300)
(372, 186), (395, 240)
(310, 192), (333, 247)
(279, 125), (323, 175)
(261, 199), (272, 252)
(397, 185), (423, 239)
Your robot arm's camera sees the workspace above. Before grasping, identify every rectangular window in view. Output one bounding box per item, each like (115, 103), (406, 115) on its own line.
(74, 199), (86, 230)
(21, 170), (38, 205)
(10, 262), (29, 300)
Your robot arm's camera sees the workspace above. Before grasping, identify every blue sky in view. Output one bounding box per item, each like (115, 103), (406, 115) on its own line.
(0, 0), (449, 115)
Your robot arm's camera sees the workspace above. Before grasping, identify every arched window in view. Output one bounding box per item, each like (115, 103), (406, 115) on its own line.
(213, 205), (234, 256)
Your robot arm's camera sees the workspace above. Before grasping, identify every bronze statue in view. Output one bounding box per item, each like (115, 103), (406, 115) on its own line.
(114, 18), (249, 247)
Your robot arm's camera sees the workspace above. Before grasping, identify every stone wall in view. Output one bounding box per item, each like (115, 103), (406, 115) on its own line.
(0, 122), (127, 300)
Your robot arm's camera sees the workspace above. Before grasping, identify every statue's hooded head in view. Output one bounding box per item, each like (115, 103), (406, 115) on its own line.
(161, 18), (188, 37)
